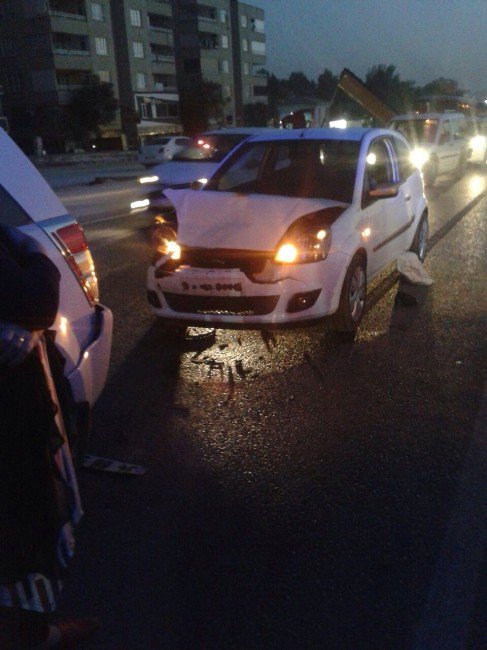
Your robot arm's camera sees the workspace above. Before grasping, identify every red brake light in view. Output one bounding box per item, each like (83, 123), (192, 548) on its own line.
(56, 223), (88, 254)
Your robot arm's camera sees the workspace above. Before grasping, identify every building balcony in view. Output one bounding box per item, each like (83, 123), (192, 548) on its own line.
(53, 48), (90, 56)
(48, 0), (86, 20)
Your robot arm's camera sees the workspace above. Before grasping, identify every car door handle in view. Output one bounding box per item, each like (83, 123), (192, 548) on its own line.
(404, 195), (411, 201)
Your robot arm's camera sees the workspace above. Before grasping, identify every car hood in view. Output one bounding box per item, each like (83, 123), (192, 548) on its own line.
(0, 128), (67, 221)
(151, 161), (220, 185)
(165, 189), (348, 251)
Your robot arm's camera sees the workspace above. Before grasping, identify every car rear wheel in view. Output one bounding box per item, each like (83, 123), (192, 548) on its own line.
(454, 152), (468, 180)
(410, 213), (429, 262)
(331, 253), (367, 332)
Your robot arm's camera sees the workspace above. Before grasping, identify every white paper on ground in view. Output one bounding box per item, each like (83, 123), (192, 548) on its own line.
(164, 189), (346, 251)
(397, 252), (434, 285)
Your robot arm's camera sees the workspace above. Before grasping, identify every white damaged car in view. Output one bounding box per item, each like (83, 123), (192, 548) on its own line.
(147, 128), (428, 332)
(0, 127), (113, 459)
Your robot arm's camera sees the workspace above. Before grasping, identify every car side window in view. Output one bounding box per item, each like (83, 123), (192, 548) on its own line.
(438, 121), (451, 145)
(392, 137), (414, 180)
(366, 139), (394, 188)
(0, 185), (32, 226)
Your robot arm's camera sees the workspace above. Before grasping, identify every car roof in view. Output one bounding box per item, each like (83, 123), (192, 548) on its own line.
(242, 127), (382, 143)
(201, 127), (278, 136)
(392, 112), (465, 121)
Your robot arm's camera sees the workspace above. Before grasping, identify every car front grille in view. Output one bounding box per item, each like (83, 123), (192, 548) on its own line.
(163, 292), (279, 316)
(181, 248), (269, 275)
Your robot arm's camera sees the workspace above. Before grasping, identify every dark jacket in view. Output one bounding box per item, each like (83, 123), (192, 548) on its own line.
(0, 238), (68, 583)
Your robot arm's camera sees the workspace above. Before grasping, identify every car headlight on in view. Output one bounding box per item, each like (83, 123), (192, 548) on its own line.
(410, 148), (430, 168)
(274, 227), (331, 264)
(150, 224), (181, 260)
(470, 135), (486, 152)
(139, 175), (159, 184)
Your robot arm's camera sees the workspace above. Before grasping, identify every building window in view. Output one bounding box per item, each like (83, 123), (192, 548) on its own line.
(221, 34), (229, 49)
(241, 14), (247, 28)
(136, 72), (146, 89)
(222, 84), (231, 100)
(94, 36), (108, 55)
(251, 40), (266, 55)
(220, 59), (229, 74)
(243, 62), (249, 75)
(91, 2), (103, 21)
(133, 41), (144, 58)
(220, 9), (227, 23)
(250, 18), (265, 33)
(244, 85), (251, 99)
(130, 8), (142, 26)
(242, 38), (248, 52)
(97, 70), (110, 83)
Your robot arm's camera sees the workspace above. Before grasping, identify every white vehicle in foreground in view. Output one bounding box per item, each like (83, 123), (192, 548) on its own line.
(389, 112), (469, 186)
(0, 127), (113, 458)
(131, 128), (275, 212)
(147, 128), (428, 332)
(138, 135), (193, 166)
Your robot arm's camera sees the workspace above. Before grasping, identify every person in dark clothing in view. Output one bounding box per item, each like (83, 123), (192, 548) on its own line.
(0, 224), (99, 648)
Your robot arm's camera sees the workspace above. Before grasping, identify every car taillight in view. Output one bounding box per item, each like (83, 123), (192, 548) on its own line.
(54, 222), (99, 304)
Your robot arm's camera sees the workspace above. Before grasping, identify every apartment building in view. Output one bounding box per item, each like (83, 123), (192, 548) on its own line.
(0, 0), (120, 152)
(0, 0), (266, 152)
(110, 0), (180, 147)
(173, 0), (267, 127)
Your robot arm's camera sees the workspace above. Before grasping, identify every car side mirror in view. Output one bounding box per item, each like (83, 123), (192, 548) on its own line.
(368, 183), (399, 199)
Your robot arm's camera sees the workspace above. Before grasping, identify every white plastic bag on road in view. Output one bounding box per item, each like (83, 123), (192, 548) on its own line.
(396, 252), (434, 285)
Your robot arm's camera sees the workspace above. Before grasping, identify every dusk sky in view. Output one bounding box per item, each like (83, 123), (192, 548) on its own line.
(244, 0), (487, 97)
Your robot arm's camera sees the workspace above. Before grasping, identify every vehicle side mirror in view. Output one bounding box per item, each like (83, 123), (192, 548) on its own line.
(368, 183), (399, 199)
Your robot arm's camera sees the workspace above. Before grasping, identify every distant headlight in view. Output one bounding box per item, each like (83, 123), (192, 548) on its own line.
(139, 175), (159, 184)
(130, 199), (150, 210)
(410, 148), (430, 168)
(469, 135), (486, 152)
(274, 228), (331, 264)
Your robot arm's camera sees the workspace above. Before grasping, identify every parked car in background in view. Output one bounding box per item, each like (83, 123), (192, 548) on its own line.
(0, 127), (113, 461)
(147, 127), (428, 333)
(389, 112), (469, 186)
(131, 128), (276, 213)
(138, 135), (193, 166)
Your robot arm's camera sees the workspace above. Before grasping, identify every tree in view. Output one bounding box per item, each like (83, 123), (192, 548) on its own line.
(365, 64), (416, 113)
(418, 77), (465, 97)
(316, 68), (337, 102)
(243, 102), (268, 126)
(179, 79), (225, 135)
(287, 71), (316, 98)
(66, 75), (118, 145)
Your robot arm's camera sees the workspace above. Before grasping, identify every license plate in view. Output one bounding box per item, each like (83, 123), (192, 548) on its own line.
(179, 269), (243, 295)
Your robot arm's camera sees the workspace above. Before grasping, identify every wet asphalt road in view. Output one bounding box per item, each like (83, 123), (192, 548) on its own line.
(58, 169), (486, 649)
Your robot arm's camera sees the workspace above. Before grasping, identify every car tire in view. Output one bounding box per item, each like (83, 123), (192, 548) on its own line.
(454, 152), (468, 180)
(409, 213), (429, 262)
(331, 253), (367, 332)
(423, 159), (437, 187)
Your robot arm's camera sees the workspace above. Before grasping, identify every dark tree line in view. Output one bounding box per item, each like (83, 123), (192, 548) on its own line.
(245, 64), (465, 126)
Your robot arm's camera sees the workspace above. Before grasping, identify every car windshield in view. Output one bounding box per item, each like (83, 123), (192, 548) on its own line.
(172, 134), (249, 163)
(390, 118), (439, 145)
(146, 138), (170, 146)
(207, 139), (360, 203)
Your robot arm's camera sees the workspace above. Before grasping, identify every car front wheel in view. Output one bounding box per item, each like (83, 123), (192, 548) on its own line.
(331, 253), (367, 332)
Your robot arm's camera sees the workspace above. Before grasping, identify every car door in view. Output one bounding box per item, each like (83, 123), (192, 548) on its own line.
(359, 137), (412, 276)
(435, 119), (458, 172)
